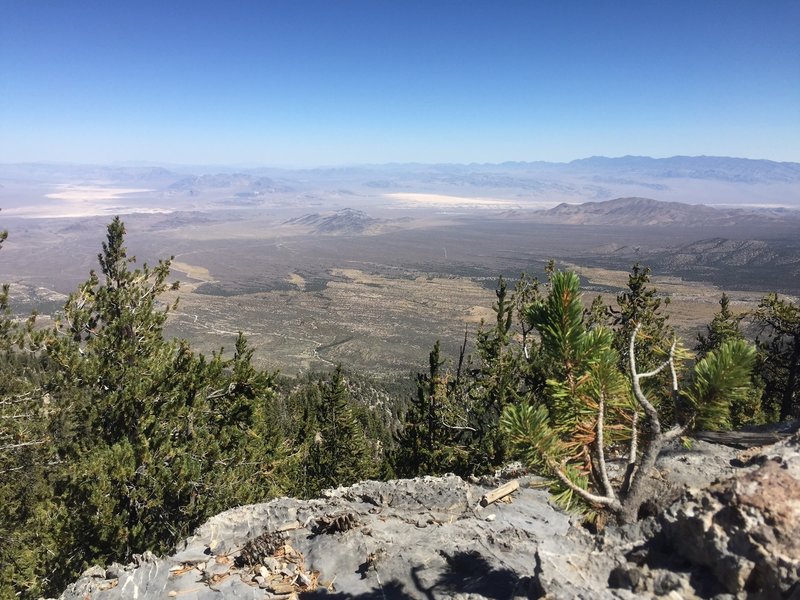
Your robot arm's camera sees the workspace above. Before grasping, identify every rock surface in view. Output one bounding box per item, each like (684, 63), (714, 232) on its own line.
(637, 432), (800, 599)
(55, 436), (799, 600)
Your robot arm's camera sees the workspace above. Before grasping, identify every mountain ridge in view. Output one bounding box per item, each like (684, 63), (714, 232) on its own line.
(536, 196), (799, 226)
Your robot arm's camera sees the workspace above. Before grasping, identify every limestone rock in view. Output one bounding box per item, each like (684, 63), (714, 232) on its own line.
(54, 434), (800, 600)
(656, 435), (800, 598)
(56, 474), (630, 600)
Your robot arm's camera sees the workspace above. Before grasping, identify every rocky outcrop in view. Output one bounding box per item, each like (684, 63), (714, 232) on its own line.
(641, 433), (800, 598)
(56, 436), (799, 600)
(56, 474), (630, 599)
(607, 432), (800, 599)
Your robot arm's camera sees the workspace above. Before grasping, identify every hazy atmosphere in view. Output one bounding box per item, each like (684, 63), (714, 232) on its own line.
(2, 1), (799, 166)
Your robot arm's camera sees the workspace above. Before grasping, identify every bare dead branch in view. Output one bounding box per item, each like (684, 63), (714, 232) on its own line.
(621, 411), (639, 494)
(0, 440), (46, 451)
(663, 424), (687, 442)
(548, 458), (621, 510)
(622, 325), (679, 520)
(440, 416), (477, 432)
(480, 480), (519, 506)
(630, 324), (676, 436)
(594, 390), (616, 500)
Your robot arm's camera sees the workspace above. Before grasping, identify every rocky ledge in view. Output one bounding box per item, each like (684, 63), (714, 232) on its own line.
(57, 434), (799, 600)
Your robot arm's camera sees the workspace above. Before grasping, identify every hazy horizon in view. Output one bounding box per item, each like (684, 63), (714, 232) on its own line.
(3, 153), (800, 173)
(2, 1), (798, 167)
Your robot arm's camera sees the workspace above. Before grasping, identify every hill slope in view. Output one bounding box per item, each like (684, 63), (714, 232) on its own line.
(536, 196), (797, 226)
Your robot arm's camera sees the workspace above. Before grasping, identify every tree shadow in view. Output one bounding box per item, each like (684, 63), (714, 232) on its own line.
(300, 550), (539, 599)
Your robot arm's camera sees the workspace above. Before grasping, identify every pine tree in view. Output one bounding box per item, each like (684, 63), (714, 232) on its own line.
(611, 263), (672, 371)
(502, 269), (757, 523)
(0, 224), (59, 599)
(394, 274), (546, 477)
(752, 293), (800, 420)
(696, 294), (764, 427)
(37, 218), (286, 594)
(610, 263), (676, 424)
(394, 341), (468, 476)
(696, 294), (743, 357)
(304, 367), (375, 495)
(466, 277), (526, 472)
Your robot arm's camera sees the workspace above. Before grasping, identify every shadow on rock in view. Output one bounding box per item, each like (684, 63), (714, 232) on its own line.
(301, 550), (538, 600)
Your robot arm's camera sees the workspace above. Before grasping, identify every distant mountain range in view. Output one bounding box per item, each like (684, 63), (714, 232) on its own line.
(167, 173), (293, 195)
(2, 156), (799, 210)
(3, 155), (799, 184)
(565, 155), (800, 184)
(535, 196), (798, 226)
(536, 198), (800, 291)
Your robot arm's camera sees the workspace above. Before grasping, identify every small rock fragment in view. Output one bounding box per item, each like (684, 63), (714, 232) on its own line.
(608, 565), (644, 592)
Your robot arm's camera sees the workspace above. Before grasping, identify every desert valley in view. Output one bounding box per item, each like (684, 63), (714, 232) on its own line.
(2, 156), (799, 376)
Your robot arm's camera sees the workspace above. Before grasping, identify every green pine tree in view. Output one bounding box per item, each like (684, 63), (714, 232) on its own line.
(610, 263), (676, 424)
(304, 367), (375, 495)
(36, 218), (286, 595)
(752, 293), (800, 420)
(0, 223), (59, 600)
(394, 341), (468, 476)
(465, 277), (528, 472)
(696, 294), (764, 427)
(502, 269), (757, 523)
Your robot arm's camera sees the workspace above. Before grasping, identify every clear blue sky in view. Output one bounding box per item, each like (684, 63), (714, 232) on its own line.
(1, 0), (798, 166)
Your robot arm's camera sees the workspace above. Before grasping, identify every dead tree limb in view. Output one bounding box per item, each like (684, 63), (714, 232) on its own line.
(621, 324), (678, 521)
(595, 390), (616, 501)
(480, 480), (520, 507)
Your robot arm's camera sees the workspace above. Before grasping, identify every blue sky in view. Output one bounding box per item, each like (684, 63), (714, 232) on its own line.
(1, 1), (798, 166)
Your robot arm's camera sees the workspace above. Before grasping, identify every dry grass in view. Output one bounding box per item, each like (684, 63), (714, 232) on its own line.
(171, 261), (214, 282)
(164, 269), (497, 375)
(287, 273), (306, 290)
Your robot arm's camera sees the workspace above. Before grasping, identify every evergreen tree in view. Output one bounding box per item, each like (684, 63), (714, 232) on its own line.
(752, 293), (800, 420)
(394, 341), (468, 476)
(36, 218), (286, 594)
(512, 273), (548, 399)
(696, 294), (764, 427)
(610, 263), (676, 424)
(611, 263), (672, 371)
(696, 294), (743, 357)
(0, 224), (58, 599)
(465, 277), (527, 472)
(394, 274), (547, 477)
(502, 269), (757, 523)
(304, 367), (375, 495)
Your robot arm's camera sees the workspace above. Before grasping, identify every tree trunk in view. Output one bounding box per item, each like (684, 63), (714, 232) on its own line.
(618, 433), (663, 523)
